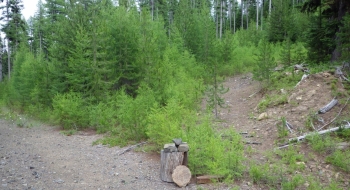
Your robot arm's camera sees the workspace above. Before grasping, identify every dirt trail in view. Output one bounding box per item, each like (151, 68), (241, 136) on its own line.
(217, 72), (350, 189)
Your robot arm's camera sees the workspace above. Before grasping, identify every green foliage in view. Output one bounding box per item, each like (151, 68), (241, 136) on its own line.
(281, 174), (305, 190)
(336, 129), (350, 140)
(305, 111), (318, 131)
(249, 163), (269, 183)
(324, 181), (341, 190)
(206, 82), (229, 118)
(326, 150), (350, 172)
(293, 42), (308, 64)
(269, 70), (303, 90)
(277, 117), (289, 138)
(280, 37), (293, 66)
(146, 99), (193, 147)
(114, 85), (157, 141)
(306, 13), (336, 63)
(253, 38), (275, 87)
(89, 101), (117, 134)
(52, 92), (89, 130)
(257, 94), (288, 112)
(338, 13), (350, 62)
(306, 133), (338, 153)
(276, 146), (305, 171)
(257, 96), (271, 112)
(187, 117), (244, 179)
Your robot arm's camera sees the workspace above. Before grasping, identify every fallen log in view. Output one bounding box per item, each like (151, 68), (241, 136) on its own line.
(318, 97), (350, 131)
(245, 141), (262, 145)
(341, 75), (350, 82)
(295, 74), (309, 87)
(318, 98), (338, 114)
(289, 125), (350, 143)
(196, 175), (223, 184)
(294, 64), (309, 73)
(278, 124), (350, 149)
(285, 121), (294, 133)
(335, 66), (344, 77)
(249, 88), (262, 98)
(117, 141), (147, 155)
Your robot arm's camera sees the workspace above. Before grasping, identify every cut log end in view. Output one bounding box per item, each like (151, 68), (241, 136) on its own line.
(172, 165), (191, 187)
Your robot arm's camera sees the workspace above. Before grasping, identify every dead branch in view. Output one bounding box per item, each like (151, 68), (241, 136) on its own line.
(245, 141), (262, 145)
(249, 89), (261, 98)
(289, 124), (350, 143)
(318, 98), (338, 114)
(278, 124), (350, 149)
(318, 97), (350, 131)
(118, 141), (147, 156)
(285, 121), (294, 133)
(295, 74), (309, 87)
(310, 122), (316, 131)
(341, 75), (349, 82)
(294, 64), (309, 73)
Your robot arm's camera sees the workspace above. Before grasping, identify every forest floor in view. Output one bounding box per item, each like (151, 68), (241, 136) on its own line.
(1, 71), (350, 189)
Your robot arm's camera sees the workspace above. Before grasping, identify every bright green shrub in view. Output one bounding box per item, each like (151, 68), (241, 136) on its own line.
(52, 92), (89, 129)
(186, 117), (244, 179)
(249, 163), (270, 183)
(146, 99), (193, 146)
(89, 101), (117, 134)
(281, 174), (305, 190)
(306, 133), (338, 153)
(114, 84), (157, 141)
(326, 150), (350, 172)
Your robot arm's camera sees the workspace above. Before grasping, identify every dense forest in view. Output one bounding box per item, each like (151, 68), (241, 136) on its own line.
(0, 0), (349, 180)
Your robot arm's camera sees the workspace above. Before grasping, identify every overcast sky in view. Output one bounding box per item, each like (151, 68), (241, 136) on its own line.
(22, 0), (42, 20)
(22, 0), (243, 20)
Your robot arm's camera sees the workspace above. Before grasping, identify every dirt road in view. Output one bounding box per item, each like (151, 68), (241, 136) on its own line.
(0, 119), (199, 190)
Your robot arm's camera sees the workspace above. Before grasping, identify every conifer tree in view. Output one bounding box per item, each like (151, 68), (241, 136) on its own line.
(338, 13), (350, 62)
(0, 0), (26, 79)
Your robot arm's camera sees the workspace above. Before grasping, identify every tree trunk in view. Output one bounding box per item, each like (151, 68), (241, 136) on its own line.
(0, 56), (2, 82)
(229, 0), (232, 32)
(150, 0), (154, 20)
(220, 0), (223, 39)
(269, 0), (272, 16)
(241, 1), (244, 29)
(233, 0), (236, 33)
(256, 0), (259, 30)
(160, 150), (185, 182)
(7, 39), (10, 80)
(332, 0), (346, 62)
(6, 0), (10, 80)
(246, 1), (249, 29)
(261, 0), (263, 30)
(216, 0), (219, 38)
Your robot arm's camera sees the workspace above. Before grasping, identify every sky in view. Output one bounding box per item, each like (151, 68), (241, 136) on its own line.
(21, 0), (242, 20)
(22, 0), (43, 20)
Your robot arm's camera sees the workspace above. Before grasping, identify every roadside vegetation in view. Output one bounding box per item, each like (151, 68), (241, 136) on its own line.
(0, 0), (350, 188)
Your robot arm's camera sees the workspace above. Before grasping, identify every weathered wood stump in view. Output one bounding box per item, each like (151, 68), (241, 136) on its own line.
(160, 150), (184, 182)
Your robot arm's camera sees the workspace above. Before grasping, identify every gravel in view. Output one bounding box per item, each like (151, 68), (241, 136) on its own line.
(0, 119), (199, 190)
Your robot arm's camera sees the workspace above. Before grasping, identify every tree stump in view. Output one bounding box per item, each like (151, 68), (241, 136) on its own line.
(160, 150), (184, 182)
